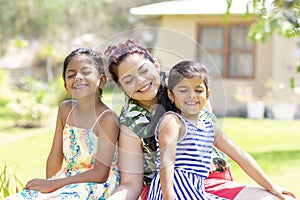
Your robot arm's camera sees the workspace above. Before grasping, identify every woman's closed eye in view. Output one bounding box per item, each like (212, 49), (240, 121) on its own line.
(67, 74), (76, 79)
(81, 70), (92, 76)
(179, 89), (188, 94)
(141, 68), (148, 74)
(124, 78), (134, 85)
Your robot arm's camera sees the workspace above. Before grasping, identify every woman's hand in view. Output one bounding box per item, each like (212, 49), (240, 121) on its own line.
(24, 178), (57, 193)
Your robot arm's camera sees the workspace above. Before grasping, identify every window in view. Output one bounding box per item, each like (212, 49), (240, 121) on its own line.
(197, 23), (255, 78)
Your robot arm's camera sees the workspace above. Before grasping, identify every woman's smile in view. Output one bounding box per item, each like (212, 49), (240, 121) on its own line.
(138, 82), (153, 93)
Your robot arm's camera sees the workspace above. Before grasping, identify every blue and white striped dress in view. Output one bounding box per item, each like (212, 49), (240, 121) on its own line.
(148, 111), (227, 200)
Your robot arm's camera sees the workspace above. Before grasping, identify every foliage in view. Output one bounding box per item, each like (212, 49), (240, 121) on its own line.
(0, 69), (11, 102)
(0, 0), (168, 56)
(226, 0), (300, 41)
(6, 76), (66, 128)
(0, 164), (24, 199)
(227, 0), (300, 89)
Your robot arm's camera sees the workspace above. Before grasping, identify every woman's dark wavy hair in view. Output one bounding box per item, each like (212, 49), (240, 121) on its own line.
(63, 48), (104, 95)
(104, 39), (167, 151)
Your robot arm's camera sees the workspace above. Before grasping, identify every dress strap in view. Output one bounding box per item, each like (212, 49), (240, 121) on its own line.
(65, 104), (78, 124)
(91, 109), (112, 131)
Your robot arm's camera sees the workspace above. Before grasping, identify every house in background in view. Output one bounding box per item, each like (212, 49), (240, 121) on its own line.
(130, 0), (300, 119)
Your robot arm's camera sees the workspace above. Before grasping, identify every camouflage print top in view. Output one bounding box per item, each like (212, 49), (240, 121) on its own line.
(119, 101), (230, 186)
(119, 98), (157, 186)
(199, 108), (230, 172)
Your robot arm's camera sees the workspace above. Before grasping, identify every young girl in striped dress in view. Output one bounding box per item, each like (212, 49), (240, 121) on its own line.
(148, 61), (295, 200)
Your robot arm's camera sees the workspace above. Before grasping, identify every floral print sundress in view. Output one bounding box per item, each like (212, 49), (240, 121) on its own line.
(5, 105), (120, 200)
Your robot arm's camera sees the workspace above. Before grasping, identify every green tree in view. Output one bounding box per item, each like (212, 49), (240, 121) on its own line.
(227, 0), (300, 88)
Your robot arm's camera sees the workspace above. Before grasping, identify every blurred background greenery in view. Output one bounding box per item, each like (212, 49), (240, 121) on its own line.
(0, 0), (299, 199)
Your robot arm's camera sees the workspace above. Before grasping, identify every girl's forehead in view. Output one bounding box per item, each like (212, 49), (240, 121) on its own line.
(67, 55), (94, 69)
(177, 77), (204, 86)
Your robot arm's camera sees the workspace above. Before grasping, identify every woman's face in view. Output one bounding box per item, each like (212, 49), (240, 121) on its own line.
(117, 53), (160, 106)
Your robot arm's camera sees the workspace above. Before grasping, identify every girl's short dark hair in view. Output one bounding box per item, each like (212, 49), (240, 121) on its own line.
(168, 61), (209, 91)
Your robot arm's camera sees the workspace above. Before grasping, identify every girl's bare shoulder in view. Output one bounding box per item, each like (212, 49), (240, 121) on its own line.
(57, 100), (76, 118)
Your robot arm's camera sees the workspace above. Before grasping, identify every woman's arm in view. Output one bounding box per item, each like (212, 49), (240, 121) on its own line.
(214, 124), (296, 199)
(107, 125), (144, 200)
(158, 114), (182, 200)
(26, 109), (120, 193)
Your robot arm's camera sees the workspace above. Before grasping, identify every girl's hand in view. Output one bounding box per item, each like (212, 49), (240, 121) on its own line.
(268, 185), (296, 200)
(24, 178), (57, 193)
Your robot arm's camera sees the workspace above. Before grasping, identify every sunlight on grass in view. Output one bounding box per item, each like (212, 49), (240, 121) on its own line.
(0, 132), (52, 184)
(223, 118), (300, 197)
(1, 94), (300, 198)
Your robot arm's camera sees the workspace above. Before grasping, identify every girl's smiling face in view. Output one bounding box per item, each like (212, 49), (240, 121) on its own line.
(168, 76), (210, 120)
(64, 55), (101, 99)
(117, 53), (161, 108)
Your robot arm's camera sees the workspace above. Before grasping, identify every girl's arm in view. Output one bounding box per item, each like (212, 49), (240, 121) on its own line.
(214, 124), (296, 199)
(158, 114), (182, 200)
(26, 110), (120, 193)
(46, 102), (66, 178)
(107, 125), (144, 200)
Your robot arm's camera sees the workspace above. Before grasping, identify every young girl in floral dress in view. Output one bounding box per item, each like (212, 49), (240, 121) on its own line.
(6, 48), (120, 199)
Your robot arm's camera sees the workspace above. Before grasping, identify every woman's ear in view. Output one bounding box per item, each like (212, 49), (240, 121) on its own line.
(99, 74), (107, 89)
(153, 58), (161, 71)
(167, 89), (175, 103)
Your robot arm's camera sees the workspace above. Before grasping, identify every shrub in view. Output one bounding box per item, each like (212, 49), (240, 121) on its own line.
(0, 164), (24, 199)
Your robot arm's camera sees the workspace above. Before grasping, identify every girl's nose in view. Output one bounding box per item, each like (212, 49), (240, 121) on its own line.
(188, 91), (197, 99)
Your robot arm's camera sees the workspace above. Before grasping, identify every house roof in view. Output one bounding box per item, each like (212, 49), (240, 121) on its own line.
(130, 0), (273, 16)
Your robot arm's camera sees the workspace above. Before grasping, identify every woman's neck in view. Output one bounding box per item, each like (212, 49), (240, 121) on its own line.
(136, 98), (157, 112)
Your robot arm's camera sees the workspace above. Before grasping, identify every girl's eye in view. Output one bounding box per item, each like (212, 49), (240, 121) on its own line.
(196, 90), (204, 93)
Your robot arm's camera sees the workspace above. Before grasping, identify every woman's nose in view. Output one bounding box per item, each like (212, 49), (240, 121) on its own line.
(75, 73), (83, 80)
(136, 74), (146, 83)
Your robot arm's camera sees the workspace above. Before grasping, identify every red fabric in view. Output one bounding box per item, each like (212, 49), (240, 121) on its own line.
(205, 169), (245, 199)
(207, 167), (234, 181)
(140, 169), (245, 200)
(140, 185), (150, 200)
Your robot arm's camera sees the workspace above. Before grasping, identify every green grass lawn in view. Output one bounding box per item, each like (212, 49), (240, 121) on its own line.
(1, 93), (299, 198)
(221, 118), (300, 197)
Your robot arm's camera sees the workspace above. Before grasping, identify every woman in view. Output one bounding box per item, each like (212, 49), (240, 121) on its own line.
(104, 39), (296, 200)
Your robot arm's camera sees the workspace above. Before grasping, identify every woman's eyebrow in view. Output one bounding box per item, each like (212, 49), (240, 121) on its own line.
(121, 63), (148, 81)
(138, 63), (147, 71)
